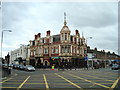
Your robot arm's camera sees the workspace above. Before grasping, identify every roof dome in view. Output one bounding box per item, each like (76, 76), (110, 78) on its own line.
(60, 25), (70, 33)
(60, 12), (71, 33)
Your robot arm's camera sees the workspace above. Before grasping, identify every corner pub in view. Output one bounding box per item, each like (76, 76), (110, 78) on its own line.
(29, 13), (87, 69)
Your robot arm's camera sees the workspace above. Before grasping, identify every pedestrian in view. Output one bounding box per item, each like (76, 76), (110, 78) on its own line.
(61, 65), (64, 70)
(75, 66), (77, 70)
(86, 64), (88, 70)
(8, 66), (12, 75)
(84, 61), (88, 70)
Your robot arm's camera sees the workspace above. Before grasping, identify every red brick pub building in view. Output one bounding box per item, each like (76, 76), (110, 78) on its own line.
(29, 16), (87, 68)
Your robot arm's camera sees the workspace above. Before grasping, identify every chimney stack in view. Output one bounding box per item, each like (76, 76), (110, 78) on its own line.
(38, 33), (41, 37)
(47, 30), (50, 36)
(75, 30), (79, 35)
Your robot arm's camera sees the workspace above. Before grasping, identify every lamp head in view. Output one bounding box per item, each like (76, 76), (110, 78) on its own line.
(89, 37), (92, 39)
(8, 30), (12, 32)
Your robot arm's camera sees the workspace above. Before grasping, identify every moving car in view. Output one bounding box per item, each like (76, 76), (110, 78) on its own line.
(25, 65), (35, 71)
(111, 64), (120, 70)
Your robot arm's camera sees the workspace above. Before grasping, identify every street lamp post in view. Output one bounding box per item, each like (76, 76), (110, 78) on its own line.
(86, 37), (92, 69)
(1, 30), (12, 58)
(86, 37), (92, 45)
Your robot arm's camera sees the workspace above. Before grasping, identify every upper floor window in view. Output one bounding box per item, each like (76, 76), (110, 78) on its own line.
(44, 48), (48, 54)
(53, 35), (60, 42)
(52, 48), (54, 54)
(65, 33), (67, 40)
(65, 46), (67, 53)
(55, 48), (58, 54)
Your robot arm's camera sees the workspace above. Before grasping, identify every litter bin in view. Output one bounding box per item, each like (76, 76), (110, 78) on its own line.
(2, 67), (9, 77)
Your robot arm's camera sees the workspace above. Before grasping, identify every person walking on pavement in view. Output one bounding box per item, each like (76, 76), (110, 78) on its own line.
(84, 61), (88, 70)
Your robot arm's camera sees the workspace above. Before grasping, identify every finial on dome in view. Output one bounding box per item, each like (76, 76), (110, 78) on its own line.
(60, 12), (70, 33)
(82, 32), (85, 38)
(64, 12), (67, 26)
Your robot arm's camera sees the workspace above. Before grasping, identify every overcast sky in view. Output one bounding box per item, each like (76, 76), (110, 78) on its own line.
(1, 1), (118, 58)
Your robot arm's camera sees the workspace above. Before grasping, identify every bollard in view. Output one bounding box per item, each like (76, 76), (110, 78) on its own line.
(51, 65), (54, 70)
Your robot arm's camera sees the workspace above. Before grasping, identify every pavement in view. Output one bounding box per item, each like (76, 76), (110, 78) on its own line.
(0, 67), (120, 90)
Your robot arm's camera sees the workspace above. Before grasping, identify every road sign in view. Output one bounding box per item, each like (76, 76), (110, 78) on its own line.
(84, 57), (88, 60)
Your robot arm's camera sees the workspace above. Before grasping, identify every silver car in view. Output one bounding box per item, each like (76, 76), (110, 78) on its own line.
(25, 65), (35, 71)
(111, 64), (120, 70)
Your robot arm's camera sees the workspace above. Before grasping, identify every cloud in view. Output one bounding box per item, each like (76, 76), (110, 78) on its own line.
(82, 24), (118, 53)
(67, 2), (117, 28)
(2, 2), (118, 57)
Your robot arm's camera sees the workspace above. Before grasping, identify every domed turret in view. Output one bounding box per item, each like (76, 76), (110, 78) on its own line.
(60, 12), (71, 43)
(60, 12), (70, 33)
(60, 25), (70, 33)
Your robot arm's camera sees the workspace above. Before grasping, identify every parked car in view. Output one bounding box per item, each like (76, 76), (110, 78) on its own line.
(19, 65), (26, 70)
(13, 64), (16, 69)
(25, 65), (35, 71)
(13, 64), (20, 69)
(93, 63), (100, 69)
(111, 64), (120, 70)
(8, 64), (14, 67)
(2, 64), (8, 68)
